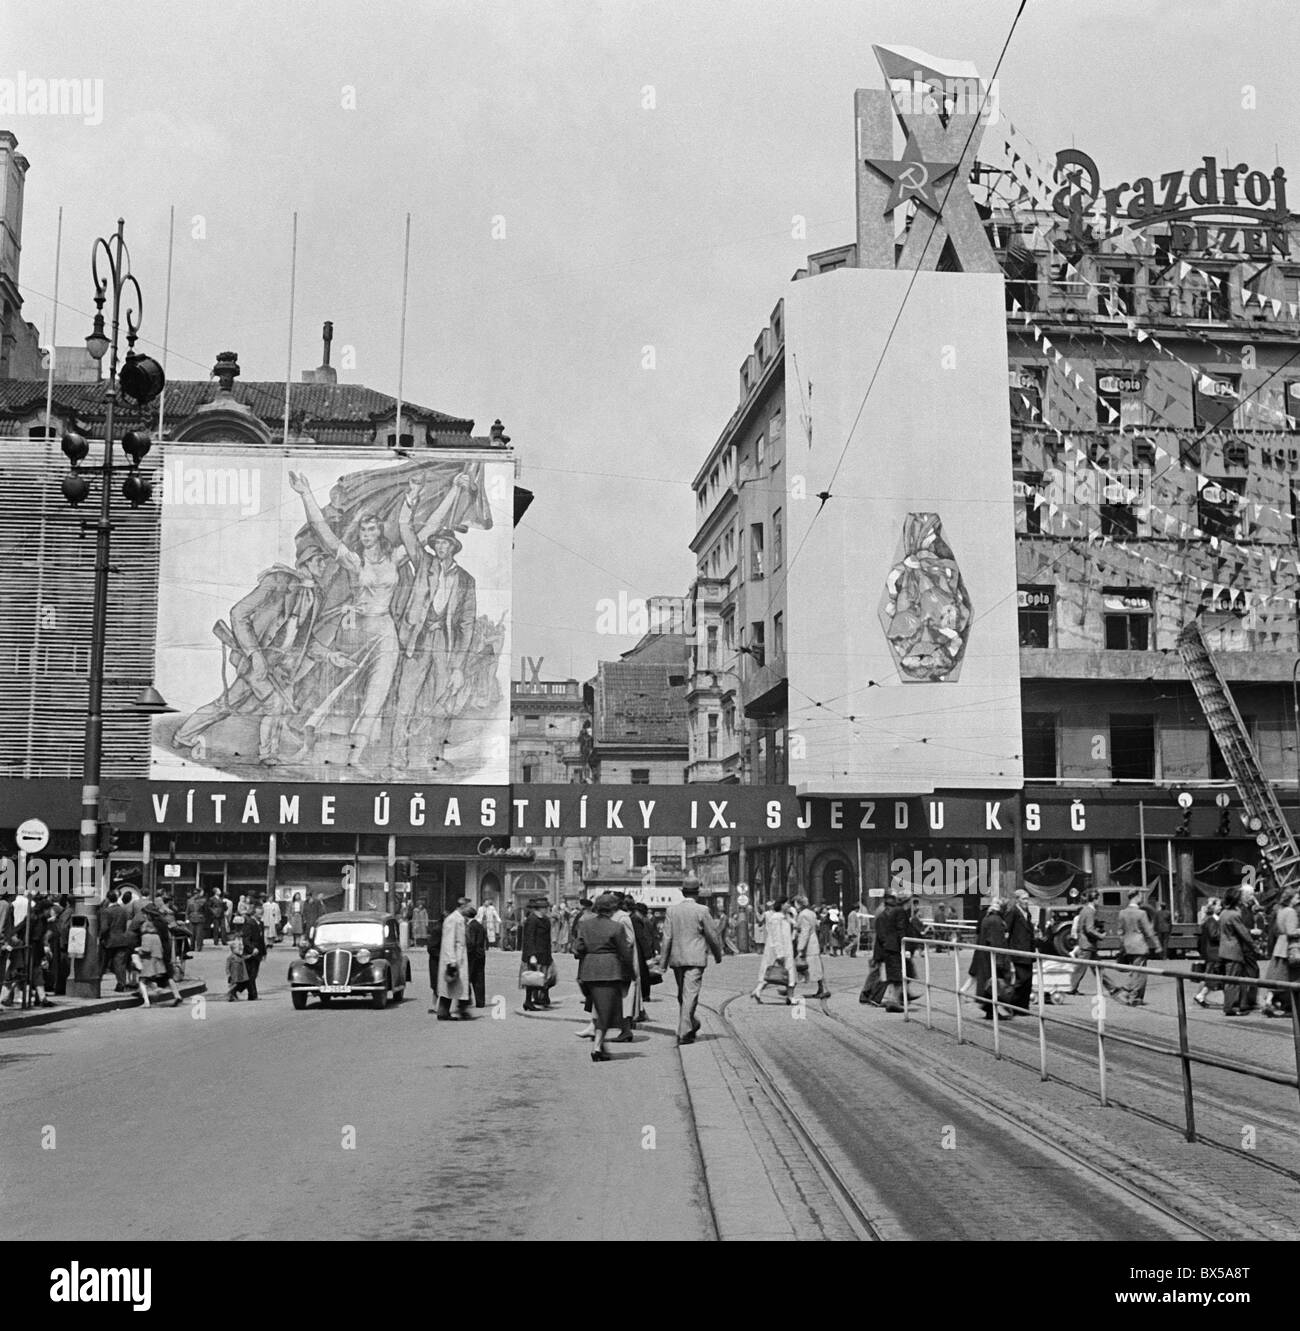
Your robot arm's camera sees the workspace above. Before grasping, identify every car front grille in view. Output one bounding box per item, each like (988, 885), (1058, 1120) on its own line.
(324, 949), (352, 986)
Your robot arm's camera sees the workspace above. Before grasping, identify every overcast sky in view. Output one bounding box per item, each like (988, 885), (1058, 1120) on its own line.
(7, 0), (1299, 680)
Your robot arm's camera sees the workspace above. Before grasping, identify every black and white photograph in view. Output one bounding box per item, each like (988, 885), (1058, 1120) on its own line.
(0, 0), (1297, 1296)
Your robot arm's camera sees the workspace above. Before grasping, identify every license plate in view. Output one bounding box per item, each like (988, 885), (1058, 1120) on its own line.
(319, 985), (351, 994)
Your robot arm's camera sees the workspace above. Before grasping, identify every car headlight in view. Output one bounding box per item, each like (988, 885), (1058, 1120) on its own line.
(303, 949), (320, 964)
(355, 948), (371, 964)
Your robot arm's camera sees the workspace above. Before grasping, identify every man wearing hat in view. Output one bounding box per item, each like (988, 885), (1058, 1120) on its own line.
(395, 480), (479, 775)
(434, 898), (475, 1019)
(520, 897), (553, 1011)
(656, 877), (723, 1045)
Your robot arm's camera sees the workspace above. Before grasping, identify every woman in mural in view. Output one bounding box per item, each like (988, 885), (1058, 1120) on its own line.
(288, 471), (404, 776)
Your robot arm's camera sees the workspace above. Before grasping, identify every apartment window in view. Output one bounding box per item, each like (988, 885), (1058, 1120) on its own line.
(773, 611), (784, 657)
(770, 406), (784, 443)
(755, 331), (770, 367)
(1110, 714), (1156, 781)
(1018, 587), (1054, 648)
(521, 763), (536, 784)
(1197, 476), (1246, 540)
(1097, 265), (1136, 316)
(737, 529), (745, 583)
(1014, 471), (1044, 535)
(722, 700), (735, 743)
(1022, 713), (1058, 779)
(707, 713), (719, 759)
(522, 714), (543, 734)
(705, 624), (718, 669)
(755, 432), (766, 472)
(1103, 589), (1153, 651)
(630, 837), (649, 868)
(1100, 491), (1139, 538)
(1009, 366), (1044, 424)
(749, 523), (765, 579)
(748, 622), (766, 668)
(386, 432), (415, 449)
(772, 509), (783, 569)
(1209, 716), (1254, 781)
(1283, 271), (1300, 311)
(1193, 372), (1240, 430)
(770, 303), (783, 344)
(630, 768), (650, 785)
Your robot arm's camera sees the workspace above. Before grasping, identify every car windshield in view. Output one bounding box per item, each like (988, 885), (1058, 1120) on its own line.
(312, 921), (384, 947)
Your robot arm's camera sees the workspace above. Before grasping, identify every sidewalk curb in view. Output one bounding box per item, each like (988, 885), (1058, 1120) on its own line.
(0, 980), (208, 1032)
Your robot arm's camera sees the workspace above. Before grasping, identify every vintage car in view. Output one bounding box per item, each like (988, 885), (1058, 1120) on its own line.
(288, 911), (411, 1009)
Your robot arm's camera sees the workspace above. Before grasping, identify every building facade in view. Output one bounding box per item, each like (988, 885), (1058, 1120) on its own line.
(507, 671), (588, 906)
(580, 629), (690, 895)
(685, 73), (1300, 927)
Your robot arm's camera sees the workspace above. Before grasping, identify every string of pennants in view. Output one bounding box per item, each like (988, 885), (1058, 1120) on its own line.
(976, 122), (1300, 621)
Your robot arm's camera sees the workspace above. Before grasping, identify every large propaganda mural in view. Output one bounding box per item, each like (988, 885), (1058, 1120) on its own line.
(151, 448), (513, 784)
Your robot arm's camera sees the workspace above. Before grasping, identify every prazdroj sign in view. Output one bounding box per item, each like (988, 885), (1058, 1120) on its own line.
(1054, 150), (1291, 256)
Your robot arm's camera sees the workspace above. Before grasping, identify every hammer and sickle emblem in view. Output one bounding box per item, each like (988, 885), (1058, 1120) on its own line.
(899, 161), (930, 193)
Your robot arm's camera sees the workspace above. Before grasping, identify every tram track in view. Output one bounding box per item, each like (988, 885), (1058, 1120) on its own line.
(893, 990), (1300, 1185)
(813, 1002), (1285, 1239)
(707, 994), (883, 1240)
(706, 991), (1222, 1241)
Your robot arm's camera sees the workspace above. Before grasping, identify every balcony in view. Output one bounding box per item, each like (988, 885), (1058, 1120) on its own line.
(1020, 646), (1299, 683)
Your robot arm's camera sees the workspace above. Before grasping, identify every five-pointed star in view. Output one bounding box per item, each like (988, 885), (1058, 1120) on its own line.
(866, 132), (958, 215)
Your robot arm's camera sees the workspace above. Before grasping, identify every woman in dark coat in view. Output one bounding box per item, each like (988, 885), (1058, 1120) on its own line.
(1193, 898), (1222, 1006)
(573, 894), (634, 1062)
(970, 900), (1011, 1019)
(520, 899), (554, 1011)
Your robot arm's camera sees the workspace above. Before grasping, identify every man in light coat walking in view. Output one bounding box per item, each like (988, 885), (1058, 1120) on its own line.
(656, 880), (722, 1045)
(436, 899), (475, 1020)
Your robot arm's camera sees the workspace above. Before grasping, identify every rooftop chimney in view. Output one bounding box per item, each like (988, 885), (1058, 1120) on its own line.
(301, 319), (338, 384)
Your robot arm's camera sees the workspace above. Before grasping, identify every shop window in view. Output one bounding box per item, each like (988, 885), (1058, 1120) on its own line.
(1103, 589), (1153, 651)
(1197, 476), (1246, 540)
(1109, 714), (1156, 781)
(1022, 713), (1058, 779)
(1096, 370), (1145, 428)
(1018, 587), (1054, 647)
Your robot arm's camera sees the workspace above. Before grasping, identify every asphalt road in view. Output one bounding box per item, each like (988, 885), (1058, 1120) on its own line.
(0, 946), (711, 1241)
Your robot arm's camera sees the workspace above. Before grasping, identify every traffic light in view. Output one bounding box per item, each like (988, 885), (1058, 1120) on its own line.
(97, 822), (119, 856)
(1218, 809), (1232, 837)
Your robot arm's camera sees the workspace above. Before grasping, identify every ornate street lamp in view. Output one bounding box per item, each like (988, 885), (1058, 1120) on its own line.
(59, 218), (167, 999)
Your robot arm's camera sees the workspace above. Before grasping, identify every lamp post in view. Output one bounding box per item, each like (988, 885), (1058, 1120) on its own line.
(60, 218), (166, 999)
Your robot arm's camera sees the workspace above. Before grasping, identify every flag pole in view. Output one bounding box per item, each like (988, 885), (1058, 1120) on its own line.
(157, 204), (174, 439)
(395, 212), (410, 448)
(43, 205), (62, 434)
(283, 211), (298, 448)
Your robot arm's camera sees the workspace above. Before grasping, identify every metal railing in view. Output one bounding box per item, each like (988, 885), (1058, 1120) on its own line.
(896, 937), (1300, 1141)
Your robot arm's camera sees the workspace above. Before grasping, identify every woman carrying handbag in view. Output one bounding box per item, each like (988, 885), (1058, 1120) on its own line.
(751, 896), (796, 1004)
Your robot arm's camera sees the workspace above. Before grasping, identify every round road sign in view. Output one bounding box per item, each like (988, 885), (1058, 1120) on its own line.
(15, 818), (50, 853)
(736, 893), (749, 907)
